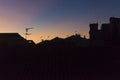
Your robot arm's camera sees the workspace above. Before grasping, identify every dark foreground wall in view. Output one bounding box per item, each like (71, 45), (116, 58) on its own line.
(0, 47), (120, 80)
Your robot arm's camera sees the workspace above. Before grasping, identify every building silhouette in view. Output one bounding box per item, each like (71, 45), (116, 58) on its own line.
(37, 34), (89, 48)
(0, 33), (34, 47)
(89, 17), (120, 46)
(65, 34), (89, 47)
(0, 17), (120, 47)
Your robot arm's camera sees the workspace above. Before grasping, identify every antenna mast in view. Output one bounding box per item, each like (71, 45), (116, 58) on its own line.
(25, 27), (33, 40)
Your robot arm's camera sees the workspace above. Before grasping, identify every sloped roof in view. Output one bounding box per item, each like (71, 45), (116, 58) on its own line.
(0, 33), (28, 46)
(0, 33), (25, 40)
(0, 33), (21, 37)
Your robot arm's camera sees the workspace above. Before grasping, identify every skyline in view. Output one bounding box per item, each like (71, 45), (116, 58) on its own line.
(0, 0), (120, 43)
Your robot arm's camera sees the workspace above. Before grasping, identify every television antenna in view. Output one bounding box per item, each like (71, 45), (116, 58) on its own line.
(25, 27), (33, 40)
(75, 30), (78, 35)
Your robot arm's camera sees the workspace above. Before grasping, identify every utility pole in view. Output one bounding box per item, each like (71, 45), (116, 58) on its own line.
(25, 27), (33, 40)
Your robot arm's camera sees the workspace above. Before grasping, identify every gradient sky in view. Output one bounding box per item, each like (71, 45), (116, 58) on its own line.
(0, 0), (120, 43)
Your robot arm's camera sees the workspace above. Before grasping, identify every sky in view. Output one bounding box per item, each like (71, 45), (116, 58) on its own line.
(0, 0), (120, 43)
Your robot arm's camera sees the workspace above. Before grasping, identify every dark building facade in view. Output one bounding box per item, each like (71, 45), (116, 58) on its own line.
(89, 17), (120, 46)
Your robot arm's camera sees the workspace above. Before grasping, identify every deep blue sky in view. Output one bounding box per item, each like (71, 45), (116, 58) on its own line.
(0, 0), (120, 42)
(38, 0), (120, 23)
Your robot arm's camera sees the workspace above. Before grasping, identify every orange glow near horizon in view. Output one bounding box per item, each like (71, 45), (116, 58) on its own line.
(0, 4), (90, 44)
(23, 23), (89, 43)
(0, 16), (89, 43)
(0, 0), (120, 44)
(0, 9), (89, 43)
(0, 10), (90, 43)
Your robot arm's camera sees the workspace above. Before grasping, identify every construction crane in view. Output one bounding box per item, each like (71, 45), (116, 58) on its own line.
(25, 27), (33, 40)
